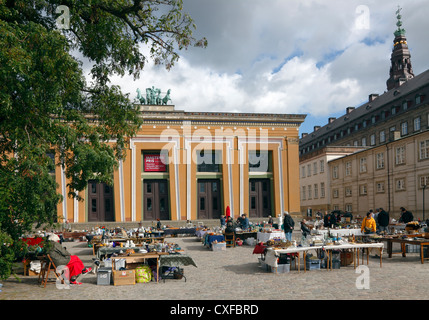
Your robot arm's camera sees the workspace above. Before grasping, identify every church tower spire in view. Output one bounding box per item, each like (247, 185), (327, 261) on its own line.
(386, 6), (414, 91)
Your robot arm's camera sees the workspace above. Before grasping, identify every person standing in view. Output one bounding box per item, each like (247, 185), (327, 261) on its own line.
(283, 211), (295, 241)
(361, 211), (376, 234)
(241, 214), (249, 230)
(220, 215), (226, 228)
(399, 207), (414, 223)
(301, 219), (311, 239)
(377, 208), (390, 233)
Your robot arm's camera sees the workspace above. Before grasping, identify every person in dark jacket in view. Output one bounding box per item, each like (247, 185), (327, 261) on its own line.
(377, 208), (390, 233)
(323, 211), (330, 228)
(399, 207), (414, 224)
(301, 219), (311, 238)
(283, 212), (295, 241)
(225, 216), (235, 234)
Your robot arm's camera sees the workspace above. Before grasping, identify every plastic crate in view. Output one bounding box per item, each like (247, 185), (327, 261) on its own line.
(405, 244), (419, 253)
(212, 242), (226, 251)
(97, 267), (112, 285)
(277, 263), (290, 273)
(331, 259), (341, 269)
(306, 259), (321, 270)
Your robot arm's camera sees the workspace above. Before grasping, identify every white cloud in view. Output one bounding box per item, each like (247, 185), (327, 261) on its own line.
(105, 0), (429, 134)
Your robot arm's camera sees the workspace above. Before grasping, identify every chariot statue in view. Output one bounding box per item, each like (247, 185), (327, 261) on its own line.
(136, 86), (172, 105)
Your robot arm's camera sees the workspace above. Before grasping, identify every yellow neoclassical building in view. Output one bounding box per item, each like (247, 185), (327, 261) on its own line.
(56, 104), (306, 223)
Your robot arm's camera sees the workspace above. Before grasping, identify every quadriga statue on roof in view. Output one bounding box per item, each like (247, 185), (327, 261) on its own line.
(136, 87), (172, 105)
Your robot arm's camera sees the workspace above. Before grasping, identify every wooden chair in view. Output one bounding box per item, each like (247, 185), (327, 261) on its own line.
(224, 232), (235, 248)
(38, 254), (62, 288)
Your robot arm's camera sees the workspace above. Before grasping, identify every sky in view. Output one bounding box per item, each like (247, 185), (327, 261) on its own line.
(105, 0), (429, 137)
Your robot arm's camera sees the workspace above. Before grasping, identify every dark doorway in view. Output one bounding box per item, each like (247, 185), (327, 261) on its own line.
(197, 179), (222, 219)
(143, 179), (170, 221)
(249, 178), (272, 218)
(87, 180), (115, 222)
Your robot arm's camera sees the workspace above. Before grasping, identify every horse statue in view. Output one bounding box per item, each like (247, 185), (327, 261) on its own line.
(155, 88), (162, 105)
(136, 88), (146, 104)
(162, 89), (172, 105)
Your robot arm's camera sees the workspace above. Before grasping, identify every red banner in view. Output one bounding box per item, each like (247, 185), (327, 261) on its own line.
(144, 154), (167, 172)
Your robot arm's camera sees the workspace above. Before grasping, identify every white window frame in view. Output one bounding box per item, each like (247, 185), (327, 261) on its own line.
(414, 117), (421, 132)
(376, 152), (385, 169)
(395, 146), (406, 165)
(396, 178), (406, 191)
(380, 130), (386, 143)
(319, 160), (325, 173)
(376, 182), (385, 193)
(359, 157), (367, 173)
(345, 161), (352, 176)
(419, 140), (429, 160)
(401, 121), (408, 136)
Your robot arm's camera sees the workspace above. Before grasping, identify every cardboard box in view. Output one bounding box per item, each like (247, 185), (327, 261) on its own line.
(113, 269), (135, 286)
(340, 252), (354, 266)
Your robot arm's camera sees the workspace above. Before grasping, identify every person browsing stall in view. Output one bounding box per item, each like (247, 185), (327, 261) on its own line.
(283, 211), (295, 241)
(361, 211), (377, 234)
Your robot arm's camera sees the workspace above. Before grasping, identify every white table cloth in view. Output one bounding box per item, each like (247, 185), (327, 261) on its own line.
(257, 231), (285, 243)
(313, 228), (363, 237)
(264, 243), (384, 268)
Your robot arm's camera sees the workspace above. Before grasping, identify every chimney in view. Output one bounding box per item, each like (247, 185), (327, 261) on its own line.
(314, 126), (321, 132)
(328, 117), (336, 124)
(301, 133), (308, 138)
(369, 93), (379, 102)
(346, 107), (355, 114)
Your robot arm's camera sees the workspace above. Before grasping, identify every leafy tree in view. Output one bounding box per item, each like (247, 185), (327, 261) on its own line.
(0, 0), (206, 275)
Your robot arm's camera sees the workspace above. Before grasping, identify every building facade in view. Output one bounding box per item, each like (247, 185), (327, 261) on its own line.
(299, 146), (365, 215)
(328, 130), (429, 220)
(298, 9), (429, 219)
(56, 105), (306, 222)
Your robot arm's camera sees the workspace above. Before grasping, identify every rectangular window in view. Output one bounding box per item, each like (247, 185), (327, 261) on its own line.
(370, 134), (376, 146)
(345, 187), (352, 197)
(420, 140), (429, 160)
(320, 182), (325, 198)
(395, 146), (405, 165)
(313, 162), (318, 175)
(301, 166), (306, 178)
(401, 121), (408, 136)
(345, 204), (353, 212)
(345, 161), (352, 176)
(376, 182), (385, 193)
(416, 95), (421, 104)
(380, 130), (386, 143)
(391, 106), (396, 115)
(248, 150), (270, 172)
(376, 152), (385, 169)
(359, 157), (367, 173)
(359, 184), (367, 195)
(420, 176), (429, 188)
(362, 137), (367, 146)
(314, 184), (318, 198)
(307, 164), (311, 177)
(354, 140), (359, 147)
(308, 185), (312, 199)
(333, 189), (339, 198)
(333, 166), (338, 179)
(414, 117), (421, 131)
(320, 160), (325, 173)
(396, 178), (406, 191)
(302, 186), (306, 200)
